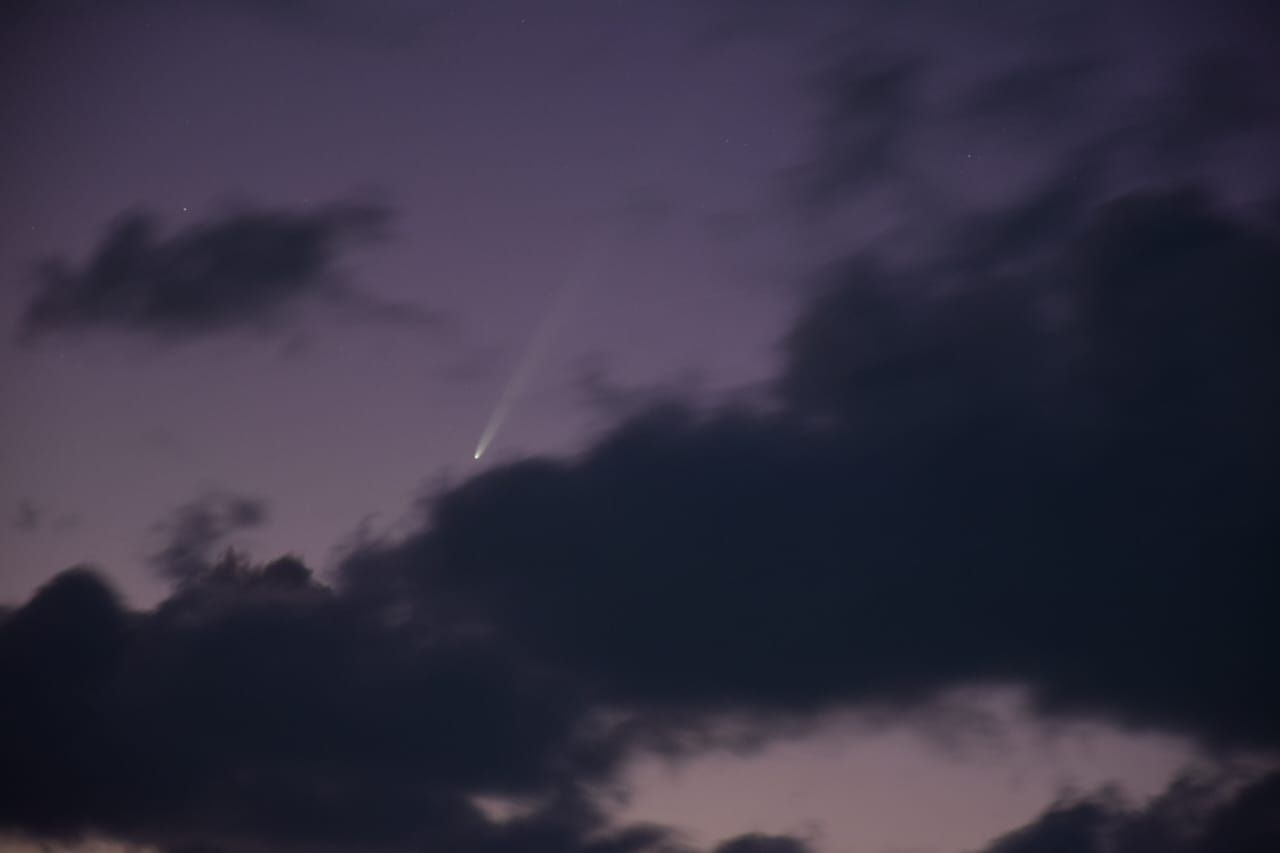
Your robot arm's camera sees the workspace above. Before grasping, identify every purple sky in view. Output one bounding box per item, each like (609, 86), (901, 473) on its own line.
(3, 0), (806, 604)
(2, 3), (1278, 853)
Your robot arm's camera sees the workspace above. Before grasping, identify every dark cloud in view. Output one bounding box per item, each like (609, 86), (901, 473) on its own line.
(1149, 53), (1280, 161)
(972, 769), (1280, 853)
(3, 185), (1277, 850)
(0, 560), (644, 853)
(796, 52), (926, 210)
(712, 835), (813, 853)
(960, 56), (1101, 135)
(148, 492), (270, 580)
(787, 0), (1280, 221)
(0, 554), (816, 853)
(6, 3), (1278, 852)
(16, 201), (426, 343)
(343, 185), (1280, 751)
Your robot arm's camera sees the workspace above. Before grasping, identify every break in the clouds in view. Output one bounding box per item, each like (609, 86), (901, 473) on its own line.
(16, 201), (431, 342)
(0, 562), (620, 853)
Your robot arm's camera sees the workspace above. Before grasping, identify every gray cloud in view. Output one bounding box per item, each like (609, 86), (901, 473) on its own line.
(0, 557), (820, 853)
(345, 186), (1280, 752)
(4, 182), (1276, 853)
(971, 769), (1280, 853)
(148, 492), (269, 581)
(17, 201), (433, 343)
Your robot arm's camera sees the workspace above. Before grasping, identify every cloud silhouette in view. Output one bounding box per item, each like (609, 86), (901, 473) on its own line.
(972, 769), (1280, 853)
(3, 185), (1276, 852)
(0, 557), (824, 853)
(343, 186), (1280, 751)
(17, 201), (428, 342)
(712, 835), (814, 853)
(0, 560), (645, 853)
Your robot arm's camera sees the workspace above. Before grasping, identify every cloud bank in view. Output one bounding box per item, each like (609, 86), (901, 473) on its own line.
(4, 2), (1277, 849)
(4, 182), (1275, 852)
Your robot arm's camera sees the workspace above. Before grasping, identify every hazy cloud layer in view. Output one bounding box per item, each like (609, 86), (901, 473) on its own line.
(778, 0), (1280, 246)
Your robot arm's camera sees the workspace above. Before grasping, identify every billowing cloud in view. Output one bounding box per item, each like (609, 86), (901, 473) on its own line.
(0, 555), (827, 853)
(344, 186), (1280, 751)
(4, 2), (1276, 851)
(17, 201), (432, 342)
(0, 561), (637, 853)
(712, 835), (813, 853)
(3, 183), (1276, 851)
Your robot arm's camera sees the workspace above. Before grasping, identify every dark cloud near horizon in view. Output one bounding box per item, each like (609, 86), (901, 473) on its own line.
(2, 185), (1276, 853)
(972, 768), (1280, 853)
(4, 2), (1279, 851)
(712, 834), (814, 853)
(0, 560), (811, 853)
(16, 201), (433, 343)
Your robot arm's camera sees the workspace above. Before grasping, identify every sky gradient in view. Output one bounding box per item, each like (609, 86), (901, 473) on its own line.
(2, 2), (1278, 852)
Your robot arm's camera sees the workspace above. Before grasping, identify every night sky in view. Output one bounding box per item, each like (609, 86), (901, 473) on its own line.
(2, 2), (1278, 852)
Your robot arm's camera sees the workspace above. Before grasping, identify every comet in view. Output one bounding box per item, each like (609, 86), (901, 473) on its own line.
(472, 249), (602, 461)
